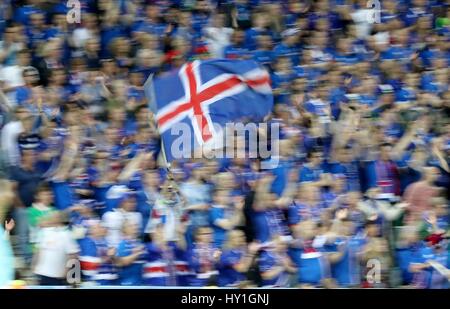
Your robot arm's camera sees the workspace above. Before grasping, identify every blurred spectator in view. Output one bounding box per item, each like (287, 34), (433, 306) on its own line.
(0, 0), (448, 289)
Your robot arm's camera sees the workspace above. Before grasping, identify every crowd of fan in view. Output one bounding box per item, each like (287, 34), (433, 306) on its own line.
(0, 0), (449, 288)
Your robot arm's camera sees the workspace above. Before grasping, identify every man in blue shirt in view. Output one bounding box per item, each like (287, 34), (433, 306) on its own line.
(115, 223), (146, 286)
(274, 28), (300, 66)
(209, 189), (245, 248)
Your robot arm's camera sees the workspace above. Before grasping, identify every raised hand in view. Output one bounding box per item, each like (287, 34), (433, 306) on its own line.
(5, 219), (15, 232)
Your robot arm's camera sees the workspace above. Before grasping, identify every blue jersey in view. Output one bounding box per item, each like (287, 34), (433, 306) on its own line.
(143, 242), (191, 286)
(217, 249), (246, 287)
(259, 250), (291, 287)
(396, 244), (421, 285)
(50, 179), (77, 210)
(252, 50), (275, 68)
(251, 209), (271, 243)
(223, 44), (250, 59)
(270, 159), (293, 197)
(288, 201), (324, 226)
(299, 163), (326, 183)
(411, 245), (450, 289)
(210, 205), (234, 248)
(186, 243), (218, 287)
(330, 161), (360, 192)
(78, 237), (117, 285)
(289, 246), (329, 286)
(330, 236), (366, 287)
(273, 43), (300, 66)
(116, 239), (145, 286)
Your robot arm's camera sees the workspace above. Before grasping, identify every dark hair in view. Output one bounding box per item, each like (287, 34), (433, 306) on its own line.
(195, 225), (211, 237)
(365, 220), (378, 228)
(17, 49), (30, 56)
(307, 147), (323, 159)
(34, 183), (51, 202)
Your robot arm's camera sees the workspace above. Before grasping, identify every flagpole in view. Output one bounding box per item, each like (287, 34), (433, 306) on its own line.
(145, 73), (170, 170)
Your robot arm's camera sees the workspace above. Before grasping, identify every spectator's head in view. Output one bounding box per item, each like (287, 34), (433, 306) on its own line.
(43, 211), (68, 228)
(52, 12), (67, 28)
(422, 166), (439, 184)
(13, 106), (31, 122)
(144, 169), (160, 189)
(129, 70), (143, 87)
(337, 37), (351, 53)
(213, 188), (229, 206)
(137, 48), (162, 68)
(342, 219), (356, 236)
(315, 17), (330, 32)
(122, 221), (139, 239)
(431, 197), (448, 217)
(195, 226), (213, 244)
(257, 34), (272, 50)
(379, 143), (392, 161)
(89, 221), (107, 239)
(30, 12), (45, 29)
(211, 12), (226, 28)
(282, 28), (299, 46)
(346, 191), (361, 208)
(306, 147), (323, 166)
(34, 183), (53, 206)
(17, 49), (31, 67)
(230, 29), (245, 46)
(145, 3), (160, 21)
(178, 10), (192, 28)
(49, 68), (66, 86)
(120, 193), (137, 212)
(225, 229), (247, 249)
(295, 220), (317, 240)
(22, 66), (40, 86)
(3, 24), (18, 42)
(215, 172), (235, 191)
(297, 183), (315, 202)
(110, 37), (130, 58)
(100, 58), (117, 76)
(337, 146), (354, 163)
(274, 56), (292, 72)
(365, 220), (379, 237)
(85, 37), (100, 54)
(251, 11), (268, 29)
(42, 39), (62, 61)
(134, 104), (151, 124)
(195, 0), (210, 12)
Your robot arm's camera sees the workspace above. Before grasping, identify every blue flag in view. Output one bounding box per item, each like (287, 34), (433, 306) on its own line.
(145, 59), (273, 162)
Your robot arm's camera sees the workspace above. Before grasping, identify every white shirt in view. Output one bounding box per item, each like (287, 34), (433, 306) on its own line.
(0, 65), (25, 89)
(102, 209), (142, 248)
(72, 28), (94, 49)
(34, 227), (79, 278)
(1, 120), (23, 166)
(204, 27), (233, 58)
(145, 197), (183, 242)
(351, 9), (374, 39)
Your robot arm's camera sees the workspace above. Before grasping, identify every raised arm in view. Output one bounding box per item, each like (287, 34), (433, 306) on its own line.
(52, 130), (79, 181)
(118, 151), (153, 183)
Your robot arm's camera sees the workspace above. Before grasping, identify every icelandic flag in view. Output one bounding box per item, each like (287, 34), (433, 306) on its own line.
(145, 59), (273, 162)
